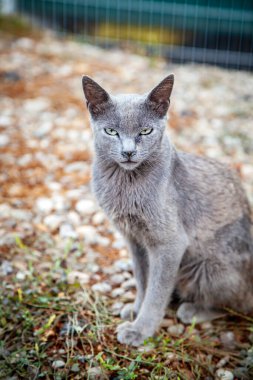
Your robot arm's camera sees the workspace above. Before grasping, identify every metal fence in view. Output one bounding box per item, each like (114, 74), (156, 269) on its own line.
(16, 0), (253, 70)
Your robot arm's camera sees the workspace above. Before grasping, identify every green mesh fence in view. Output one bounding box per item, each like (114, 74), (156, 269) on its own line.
(16, 0), (253, 70)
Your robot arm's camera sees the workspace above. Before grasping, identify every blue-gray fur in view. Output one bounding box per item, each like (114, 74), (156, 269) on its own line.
(82, 75), (253, 346)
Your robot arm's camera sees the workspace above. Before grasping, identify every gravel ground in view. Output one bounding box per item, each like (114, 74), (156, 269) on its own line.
(0, 30), (253, 379)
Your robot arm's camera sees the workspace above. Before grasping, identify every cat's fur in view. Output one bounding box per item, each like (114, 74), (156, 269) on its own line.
(82, 74), (253, 346)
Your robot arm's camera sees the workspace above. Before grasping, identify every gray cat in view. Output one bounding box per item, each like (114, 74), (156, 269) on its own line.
(82, 74), (253, 346)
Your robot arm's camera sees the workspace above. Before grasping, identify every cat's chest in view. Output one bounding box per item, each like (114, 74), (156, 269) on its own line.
(93, 166), (155, 236)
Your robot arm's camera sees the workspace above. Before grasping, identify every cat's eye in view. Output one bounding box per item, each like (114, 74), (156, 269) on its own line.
(104, 128), (118, 136)
(140, 128), (153, 135)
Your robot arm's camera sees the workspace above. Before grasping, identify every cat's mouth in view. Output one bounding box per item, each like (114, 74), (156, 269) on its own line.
(119, 160), (139, 170)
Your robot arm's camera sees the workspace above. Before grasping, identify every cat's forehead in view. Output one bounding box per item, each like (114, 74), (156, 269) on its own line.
(112, 93), (145, 110)
(110, 93), (148, 128)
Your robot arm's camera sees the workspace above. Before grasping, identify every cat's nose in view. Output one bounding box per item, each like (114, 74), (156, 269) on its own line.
(121, 150), (137, 159)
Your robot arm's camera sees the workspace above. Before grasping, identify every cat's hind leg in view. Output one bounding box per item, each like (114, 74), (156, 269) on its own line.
(176, 302), (225, 324)
(176, 251), (253, 324)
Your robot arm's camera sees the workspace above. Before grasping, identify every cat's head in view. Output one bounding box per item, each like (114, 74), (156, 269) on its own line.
(82, 75), (174, 170)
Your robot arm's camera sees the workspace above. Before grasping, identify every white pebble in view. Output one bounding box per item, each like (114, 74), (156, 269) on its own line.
(59, 223), (77, 239)
(91, 282), (112, 293)
(77, 225), (97, 244)
(112, 238), (126, 250)
(111, 301), (124, 315)
(121, 278), (136, 290)
(123, 291), (135, 301)
(67, 211), (81, 226)
(36, 197), (53, 214)
(168, 324), (185, 336)
(220, 331), (235, 349)
(24, 98), (50, 114)
(52, 360), (65, 369)
(75, 199), (97, 215)
(16, 271), (26, 280)
(33, 121), (52, 138)
(215, 368), (234, 380)
(0, 115), (12, 127)
(65, 162), (88, 173)
(110, 273), (125, 285)
(114, 259), (133, 272)
(97, 236), (110, 247)
(111, 287), (125, 298)
(87, 366), (108, 379)
(0, 134), (10, 147)
(92, 211), (106, 225)
(44, 214), (63, 231)
(67, 271), (90, 285)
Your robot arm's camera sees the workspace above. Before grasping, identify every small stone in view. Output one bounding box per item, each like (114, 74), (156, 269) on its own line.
(67, 211), (81, 226)
(52, 360), (65, 369)
(119, 248), (128, 257)
(165, 352), (177, 362)
(17, 154), (33, 166)
(0, 260), (13, 275)
(215, 368), (234, 380)
(114, 259), (133, 272)
(16, 271), (26, 280)
(92, 211), (106, 225)
(75, 199), (97, 215)
(0, 134), (10, 147)
(77, 225), (97, 244)
(111, 301), (124, 315)
(53, 195), (69, 211)
(0, 115), (12, 127)
(112, 238), (126, 250)
(111, 287), (125, 298)
(71, 363), (80, 373)
(97, 235), (110, 247)
(87, 366), (108, 380)
(67, 271), (90, 285)
(33, 121), (52, 138)
(121, 278), (136, 290)
(122, 271), (131, 279)
(138, 344), (154, 353)
(36, 197), (53, 214)
(91, 282), (112, 293)
(66, 189), (83, 200)
(110, 273), (125, 285)
(44, 214), (63, 231)
(220, 331), (236, 350)
(102, 266), (115, 275)
(123, 291), (135, 301)
(59, 224), (78, 239)
(161, 319), (174, 328)
(216, 356), (230, 369)
(65, 162), (88, 173)
(24, 98), (50, 114)
(200, 322), (213, 330)
(168, 324), (185, 336)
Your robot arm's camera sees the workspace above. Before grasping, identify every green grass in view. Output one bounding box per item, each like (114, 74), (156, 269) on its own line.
(0, 241), (253, 379)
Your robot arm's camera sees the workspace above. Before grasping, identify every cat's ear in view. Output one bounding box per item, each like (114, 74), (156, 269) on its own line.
(82, 76), (111, 117)
(146, 74), (174, 117)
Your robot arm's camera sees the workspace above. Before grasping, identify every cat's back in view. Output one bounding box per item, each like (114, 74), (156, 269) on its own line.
(173, 151), (252, 238)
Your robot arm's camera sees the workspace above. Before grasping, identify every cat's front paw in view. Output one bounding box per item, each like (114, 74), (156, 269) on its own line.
(117, 321), (151, 346)
(120, 303), (137, 321)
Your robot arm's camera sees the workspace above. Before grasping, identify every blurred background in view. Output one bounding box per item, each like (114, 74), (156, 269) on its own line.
(10, 0), (253, 70)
